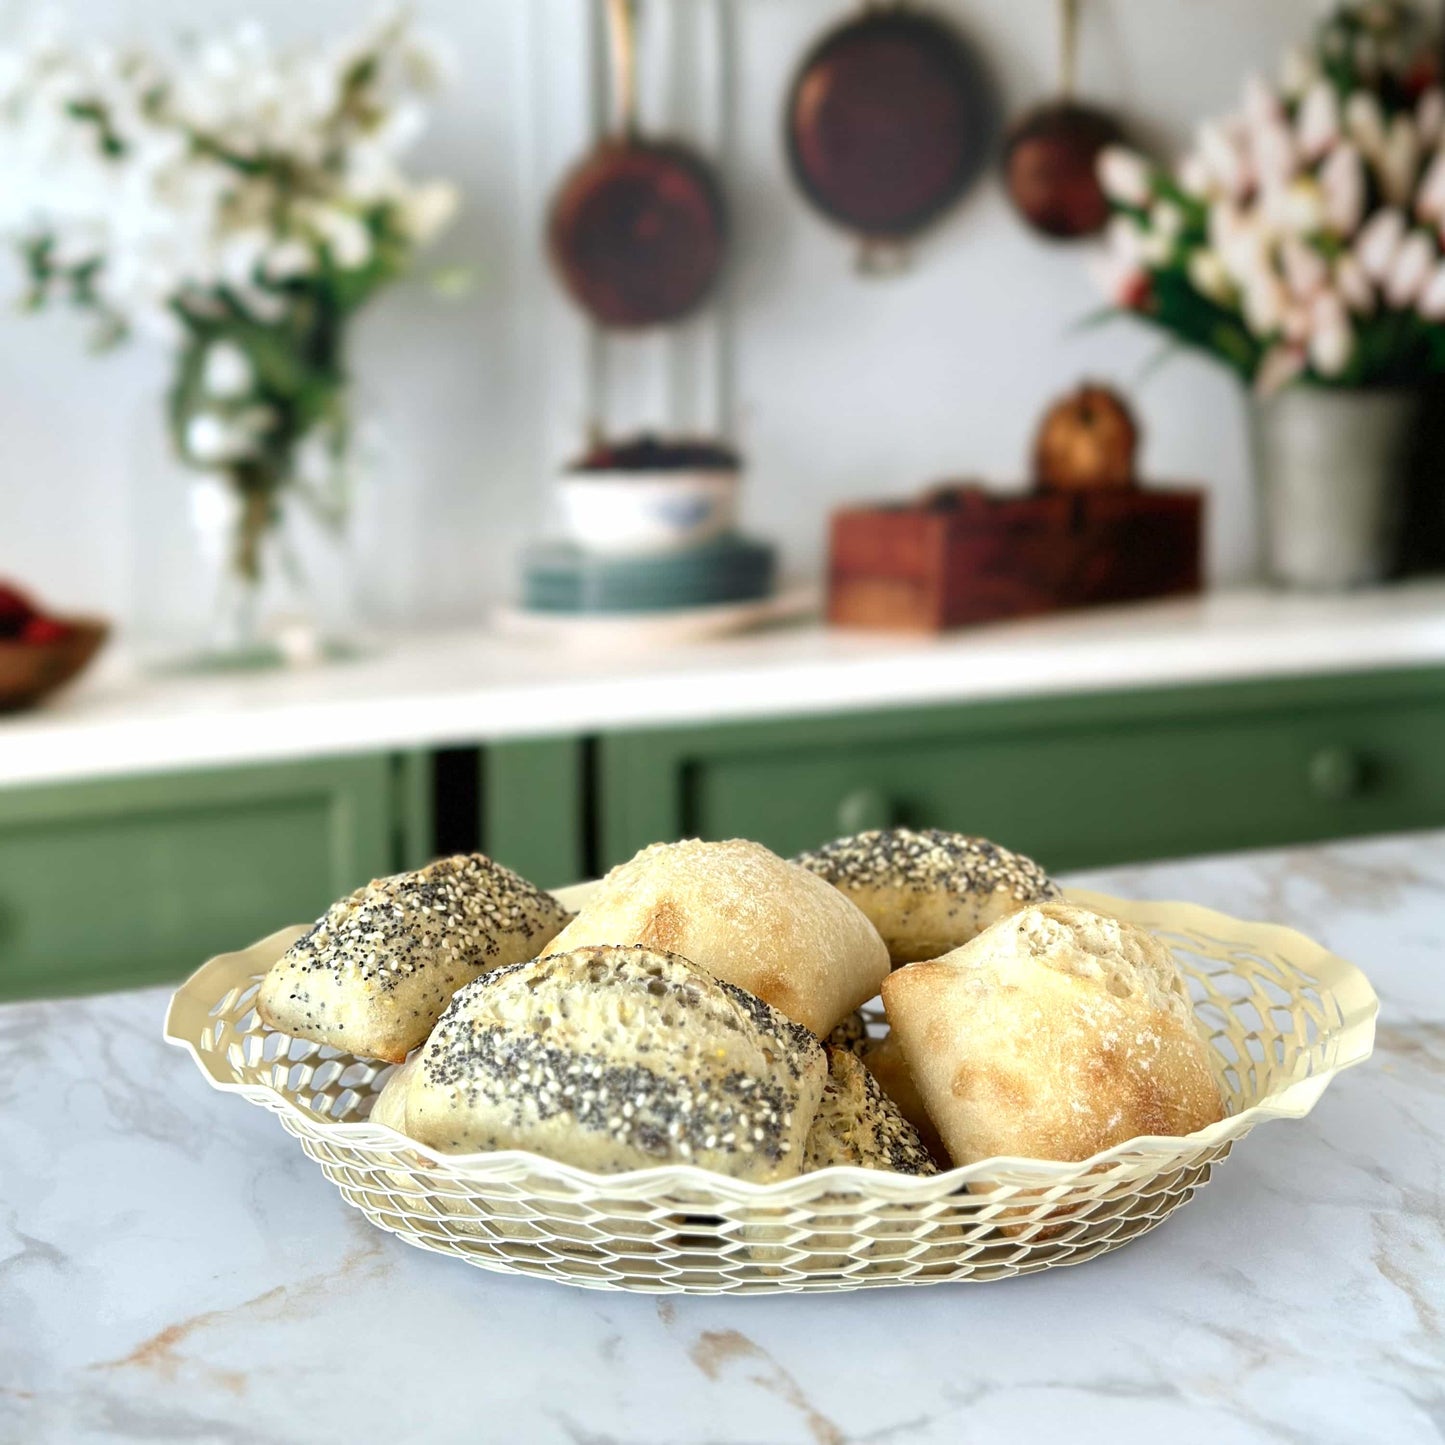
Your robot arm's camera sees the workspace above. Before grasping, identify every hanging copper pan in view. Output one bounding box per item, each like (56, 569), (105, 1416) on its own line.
(548, 0), (727, 328)
(784, 2), (996, 266)
(1003, 0), (1125, 240)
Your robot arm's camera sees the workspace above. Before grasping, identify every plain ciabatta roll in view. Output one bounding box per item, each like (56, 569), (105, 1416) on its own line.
(401, 944), (828, 1180)
(794, 828), (1061, 965)
(257, 853), (572, 1064)
(545, 839), (890, 1036)
(881, 901), (1224, 1167)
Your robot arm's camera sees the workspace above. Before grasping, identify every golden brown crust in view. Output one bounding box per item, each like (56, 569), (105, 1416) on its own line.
(545, 839), (890, 1036)
(881, 901), (1224, 1168)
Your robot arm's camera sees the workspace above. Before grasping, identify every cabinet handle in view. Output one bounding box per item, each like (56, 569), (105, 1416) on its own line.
(836, 788), (896, 834)
(1308, 745), (1366, 802)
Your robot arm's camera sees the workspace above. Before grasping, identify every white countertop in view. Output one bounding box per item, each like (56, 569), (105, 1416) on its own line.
(4, 583), (1445, 788)
(2, 830), (1441, 1445)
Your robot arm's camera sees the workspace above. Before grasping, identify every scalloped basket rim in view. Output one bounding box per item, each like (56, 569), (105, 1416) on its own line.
(162, 887), (1378, 1200)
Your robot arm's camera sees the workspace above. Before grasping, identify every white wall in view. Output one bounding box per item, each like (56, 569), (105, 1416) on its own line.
(0, 0), (1336, 631)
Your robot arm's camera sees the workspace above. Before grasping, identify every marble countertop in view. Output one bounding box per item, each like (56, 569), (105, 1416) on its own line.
(2, 830), (1442, 1445)
(5, 582), (1445, 788)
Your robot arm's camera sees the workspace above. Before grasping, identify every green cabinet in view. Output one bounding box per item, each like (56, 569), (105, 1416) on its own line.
(595, 668), (1445, 873)
(0, 756), (407, 1002)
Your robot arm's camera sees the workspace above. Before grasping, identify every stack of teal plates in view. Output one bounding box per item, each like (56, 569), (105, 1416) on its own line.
(522, 536), (775, 614)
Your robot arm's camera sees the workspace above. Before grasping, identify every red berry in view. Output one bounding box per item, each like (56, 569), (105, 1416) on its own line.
(20, 616), (69, 645)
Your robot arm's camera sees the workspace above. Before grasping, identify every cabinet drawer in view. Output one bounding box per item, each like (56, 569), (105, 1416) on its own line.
(0, 757), (398, 1002)
(598, 670), (1445, 871)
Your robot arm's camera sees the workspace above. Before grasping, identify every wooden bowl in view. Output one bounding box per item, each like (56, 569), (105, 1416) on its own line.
(0, 618), (109, 713)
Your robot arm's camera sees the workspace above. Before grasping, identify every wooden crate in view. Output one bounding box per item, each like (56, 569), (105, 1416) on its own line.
(827, 485), (1204, 631)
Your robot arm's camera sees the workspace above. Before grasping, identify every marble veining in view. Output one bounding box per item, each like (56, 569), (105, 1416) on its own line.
(2, 832), (1443, 1445)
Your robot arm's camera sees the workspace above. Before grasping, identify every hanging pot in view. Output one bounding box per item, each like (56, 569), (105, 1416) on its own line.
(1003, 0), (1124, 240)
(784, 2), (995, 269)
(548, 0), (727, 329)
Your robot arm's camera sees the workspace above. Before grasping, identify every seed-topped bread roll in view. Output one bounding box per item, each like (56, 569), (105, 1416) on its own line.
(882, 901), (1224, 1167)
(368, 1057), (416, 1133)
(804, 1047), (938, 1175)
(794, 828), (1061, 965)
(257, 854), (572, 1064)
(859, 1033), (948, 1165)
(402, 944), (828, 1179)
(546, 839), (890, 1036)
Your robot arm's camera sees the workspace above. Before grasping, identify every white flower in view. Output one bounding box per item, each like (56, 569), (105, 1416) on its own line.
(1335, 253), (1376, 315)
(1097, 147), (1153, 209)
(1320, 144), (1366, 235)
(306, 206), (372, 269)
(1281, 238), (1328, 299)
(1296, 81), (1340, 160)
(1377, 114), (1420, 208)
(1177, 153), (1212, 198)
(1187, 248), (1233, 303)
(1356, 207), (1407, 281)
(1244, 270), (1289, 336)
(1419, 260), (1445, 320)
(185, 411), (258, 463)
(1196, 121), (1248, 197)
(1255, 344), (1306, 396)
(1266, 178), (1326, 235)
(397, 179), (458, 242)
(1418, 88), (1445, 148)
(1252, 120), (1298, 191)
(1308, 291), (1352, 376)
(1385, 229), (1436, 307)
(263, 238), (315, 281)
(1104, 213), (1150, 270)
(202, 340), (252, 398)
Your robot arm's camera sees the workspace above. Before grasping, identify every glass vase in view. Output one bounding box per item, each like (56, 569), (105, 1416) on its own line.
(128, 408), (380, 670)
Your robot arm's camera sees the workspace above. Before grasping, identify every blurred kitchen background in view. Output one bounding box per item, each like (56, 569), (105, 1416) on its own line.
(3, 0), (1445, 1001)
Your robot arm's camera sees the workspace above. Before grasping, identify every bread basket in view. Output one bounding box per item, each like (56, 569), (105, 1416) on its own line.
(163, 886), (1376, 1294)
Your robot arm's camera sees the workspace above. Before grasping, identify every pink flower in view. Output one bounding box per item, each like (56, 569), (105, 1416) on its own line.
(1255, 344), (1306, 395)
(1344, 91), (1387, 158)
(1244, 270), (1289, 336)
(1385, 229), (1437, 307)
(1097, 147), (1153, 209)
(1197, 121), (1248, 198)
(1089, 252), (1150, 310)
(1355, 207), (1407, 281)
(1320, 144), (1366, 235)
(1253, 120), (1297, 190)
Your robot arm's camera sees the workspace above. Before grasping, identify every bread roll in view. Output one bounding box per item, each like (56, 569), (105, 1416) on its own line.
(859, 1033), (948, 1165)
(546, 839), (889, 1036)
(804, 1047), (937, 1175)
(881, 901), (1224, 1167)
(368, 1058), (416, 1133)
(257, 853), (572, 1063)
(402, 944), (828, 1180)
(793, 828), (1060, 965)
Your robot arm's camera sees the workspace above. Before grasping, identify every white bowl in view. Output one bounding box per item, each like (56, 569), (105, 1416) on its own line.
(557, 469), (739, 555)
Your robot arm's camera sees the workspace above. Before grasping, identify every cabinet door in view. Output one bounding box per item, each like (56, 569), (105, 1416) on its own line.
(597, 669), (1445, 871)
(0, 756), (398, 1001)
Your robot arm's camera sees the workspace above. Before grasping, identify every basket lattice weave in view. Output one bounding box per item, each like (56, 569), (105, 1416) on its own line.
(163, 888), (1376, 1294)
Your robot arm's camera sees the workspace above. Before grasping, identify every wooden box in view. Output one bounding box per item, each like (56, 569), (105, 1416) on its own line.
(827, 484), (1204, 632)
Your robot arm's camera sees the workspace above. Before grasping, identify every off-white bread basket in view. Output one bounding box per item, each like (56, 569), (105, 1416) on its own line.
(164, 884), (1377, 1295)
